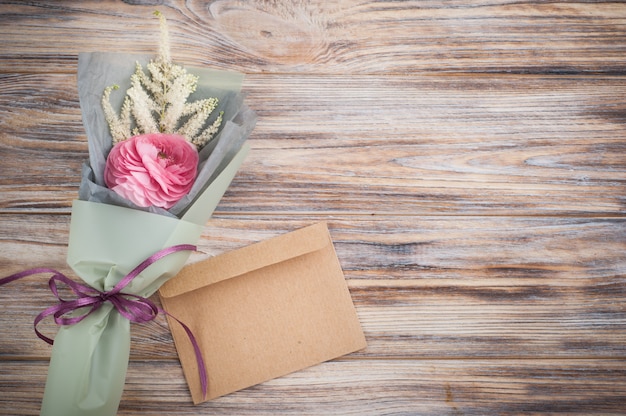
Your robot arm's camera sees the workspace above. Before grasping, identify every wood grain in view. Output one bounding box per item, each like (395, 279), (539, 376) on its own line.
(1, 0), (626, 414)
(0, 1), (625, 75)
(2, 360), (626, 415)
(2, 215), (625, 360)
(2, 74), (626, 215)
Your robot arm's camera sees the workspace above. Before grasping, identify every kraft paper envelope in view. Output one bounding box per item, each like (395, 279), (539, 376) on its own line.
(159, 222), (367, 404)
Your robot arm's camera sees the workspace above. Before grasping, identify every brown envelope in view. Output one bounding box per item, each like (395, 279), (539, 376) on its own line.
(159, 222), (367, 404)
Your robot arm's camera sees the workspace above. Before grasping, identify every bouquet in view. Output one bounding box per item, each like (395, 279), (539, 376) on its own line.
(2, 11), (255, 416)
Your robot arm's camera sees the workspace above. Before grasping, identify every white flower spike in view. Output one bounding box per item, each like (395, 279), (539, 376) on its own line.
(102, 11), (223, 149)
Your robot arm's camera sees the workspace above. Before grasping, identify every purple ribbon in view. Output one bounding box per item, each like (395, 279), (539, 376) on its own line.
(0, 244), (208, 398)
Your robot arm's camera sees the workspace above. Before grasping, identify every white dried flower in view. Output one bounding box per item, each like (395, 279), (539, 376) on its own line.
(102, 10), (222, 149)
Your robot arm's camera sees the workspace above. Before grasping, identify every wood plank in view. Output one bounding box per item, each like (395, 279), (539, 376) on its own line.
(2, 1), (625, 415)
(2, 359), (625, 415)
(2, 215), (625, 360)
(0, 1), (625, 74)
(3, 214), (624, 284)
(2, 74), (626, 215)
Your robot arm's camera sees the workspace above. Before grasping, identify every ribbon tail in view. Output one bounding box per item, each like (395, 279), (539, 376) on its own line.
(161, 308), (208, 399)
(0, 268), (61, 286)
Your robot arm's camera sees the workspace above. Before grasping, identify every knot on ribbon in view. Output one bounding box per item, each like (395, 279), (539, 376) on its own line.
(0, 244), (208, 398)
(39, 271), (160, 342)
(23, 244), (195, 344)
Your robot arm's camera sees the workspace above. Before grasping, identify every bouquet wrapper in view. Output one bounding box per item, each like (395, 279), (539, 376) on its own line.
(40, 142), (249, 416)
(39, 51), (255, 416)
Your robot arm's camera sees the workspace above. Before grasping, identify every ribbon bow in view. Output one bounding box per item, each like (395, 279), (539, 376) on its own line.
(0, 244), (208, 398)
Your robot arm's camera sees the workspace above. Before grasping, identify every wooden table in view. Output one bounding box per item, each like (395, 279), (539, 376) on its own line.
(1, 1), (625, 414)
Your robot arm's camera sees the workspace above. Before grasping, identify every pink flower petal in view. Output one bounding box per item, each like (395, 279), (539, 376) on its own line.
(104, 133), (199, 209)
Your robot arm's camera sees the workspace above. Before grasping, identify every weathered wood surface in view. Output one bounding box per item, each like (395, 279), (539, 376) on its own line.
(1, 1), (625, 74)
(3, 360), (626, 415)
(2, 74), (626, 215)
(3, 215), (626, 362)
(1, 0), (626, 415)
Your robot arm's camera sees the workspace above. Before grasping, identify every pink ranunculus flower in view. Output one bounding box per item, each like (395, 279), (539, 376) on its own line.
(104, 133), (199, 209)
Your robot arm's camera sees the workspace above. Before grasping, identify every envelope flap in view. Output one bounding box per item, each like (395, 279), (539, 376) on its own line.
(160, 222), (331, 298)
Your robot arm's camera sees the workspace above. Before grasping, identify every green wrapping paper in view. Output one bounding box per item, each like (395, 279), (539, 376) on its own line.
(40, 143), (248, 416)
(38, 48), (255, 415)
